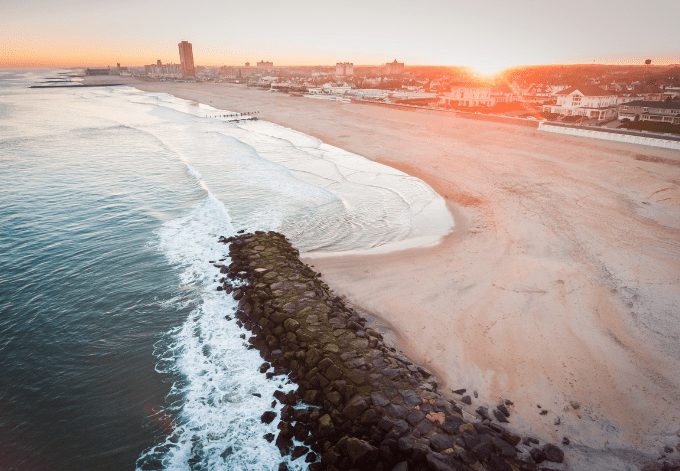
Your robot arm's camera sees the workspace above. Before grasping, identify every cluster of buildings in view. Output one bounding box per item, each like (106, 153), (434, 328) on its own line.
(126, 41), (680, 128)
(142, 40), (195, 80)
(617, 100), (680, 125)
(144, 60), (181, 79)
(541, 84), (680, 123)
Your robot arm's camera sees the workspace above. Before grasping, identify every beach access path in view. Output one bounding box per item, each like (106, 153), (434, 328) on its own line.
(104, 77), (680, 465)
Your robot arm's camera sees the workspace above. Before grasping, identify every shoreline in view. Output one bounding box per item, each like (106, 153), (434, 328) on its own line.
(91, 77), (680, 468)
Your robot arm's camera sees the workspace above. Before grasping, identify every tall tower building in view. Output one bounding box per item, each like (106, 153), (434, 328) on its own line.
(336, 62), (354, 76)
(178, 40), (195, 78)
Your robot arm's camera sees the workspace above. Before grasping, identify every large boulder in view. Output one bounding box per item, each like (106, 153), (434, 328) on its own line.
(345, 437), (378, 465)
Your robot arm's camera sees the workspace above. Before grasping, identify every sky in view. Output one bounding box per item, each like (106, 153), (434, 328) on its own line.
(2, 0), (680, 72)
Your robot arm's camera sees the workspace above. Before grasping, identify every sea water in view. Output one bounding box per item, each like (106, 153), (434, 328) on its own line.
(0, 70), (452, 470)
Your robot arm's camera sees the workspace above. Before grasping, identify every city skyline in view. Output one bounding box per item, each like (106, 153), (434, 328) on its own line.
(2, 0), (680, 73)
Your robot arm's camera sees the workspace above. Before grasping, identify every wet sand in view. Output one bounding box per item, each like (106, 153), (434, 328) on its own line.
(111, 78), (680, 468)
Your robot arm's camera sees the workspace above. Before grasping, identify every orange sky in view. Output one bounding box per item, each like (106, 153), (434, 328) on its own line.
(2, 0), (679, 72)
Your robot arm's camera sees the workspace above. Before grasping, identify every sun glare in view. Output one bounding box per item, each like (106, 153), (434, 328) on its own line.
(469, 59), (513, 78)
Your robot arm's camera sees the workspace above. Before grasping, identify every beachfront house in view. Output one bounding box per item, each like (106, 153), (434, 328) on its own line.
(617, 100), (680, 124)
(439, 85), (494, 107)
(321, 83), (352, 95)
(542, 84), (620, 121)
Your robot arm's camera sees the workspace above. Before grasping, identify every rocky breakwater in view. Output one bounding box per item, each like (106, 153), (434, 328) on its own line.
(217, 231), (564, 470)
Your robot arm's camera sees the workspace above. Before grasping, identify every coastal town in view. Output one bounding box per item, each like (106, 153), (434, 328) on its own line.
(86, 40), (680, 135)
(5, 0), (680, 467)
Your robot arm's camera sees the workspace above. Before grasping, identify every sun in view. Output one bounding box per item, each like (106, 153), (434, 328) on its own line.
(468, 59), (513, 78)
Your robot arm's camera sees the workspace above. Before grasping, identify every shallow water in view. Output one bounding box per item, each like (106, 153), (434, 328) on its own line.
(0, 70), (452, 470)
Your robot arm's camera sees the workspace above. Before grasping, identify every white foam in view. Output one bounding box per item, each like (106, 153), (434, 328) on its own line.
(34, 85), (457, 469)
(108, 86), (454, 255)
(137, 196), (306, 471)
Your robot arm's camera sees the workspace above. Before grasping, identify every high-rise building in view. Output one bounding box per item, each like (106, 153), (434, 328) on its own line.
(385, 59), (405, 75)
(257, 60), (274, 69)
(335, 62), (354, 76)
(178, 40), (195, 78)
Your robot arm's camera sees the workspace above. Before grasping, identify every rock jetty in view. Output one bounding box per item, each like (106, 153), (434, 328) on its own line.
(217, 231), (564, 470)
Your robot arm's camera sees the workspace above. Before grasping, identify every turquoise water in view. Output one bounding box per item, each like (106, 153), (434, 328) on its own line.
(0, 70), (452, 470)
(0, 72), (201, 470)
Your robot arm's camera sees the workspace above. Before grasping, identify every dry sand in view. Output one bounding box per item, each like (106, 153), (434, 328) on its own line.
(115, 78), (679, 468)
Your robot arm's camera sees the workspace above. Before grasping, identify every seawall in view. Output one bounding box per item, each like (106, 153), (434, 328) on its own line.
(216, 231), (566, 470)
(538, 122), (680, 150)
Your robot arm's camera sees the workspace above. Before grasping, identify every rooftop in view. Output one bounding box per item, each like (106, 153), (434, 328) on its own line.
(556, 84), (611, 97)
(622, 100), (680, 109)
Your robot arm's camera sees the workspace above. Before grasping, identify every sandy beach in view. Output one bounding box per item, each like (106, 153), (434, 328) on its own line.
(113, 78), (679, 467)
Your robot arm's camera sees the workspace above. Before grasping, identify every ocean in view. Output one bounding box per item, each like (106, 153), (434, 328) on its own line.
(0, 70), (452, 470)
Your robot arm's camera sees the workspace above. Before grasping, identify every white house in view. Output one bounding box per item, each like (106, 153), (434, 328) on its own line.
(542, 84), (621, 121)
(439, 86), (493, 107)
(321, 82), (352, 95)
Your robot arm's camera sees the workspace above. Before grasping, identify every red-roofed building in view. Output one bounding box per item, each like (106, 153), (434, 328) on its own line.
(542, 85), (626, 121)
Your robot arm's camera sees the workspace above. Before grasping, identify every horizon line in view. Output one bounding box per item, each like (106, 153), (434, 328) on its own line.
(3, 61), (680, 70)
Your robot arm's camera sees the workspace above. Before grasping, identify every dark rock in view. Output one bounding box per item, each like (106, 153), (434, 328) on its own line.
(275, 430), (292, 456)
(261, 411), (276, 424)
(273, 389), (294, 405)
(429, 433), (455, 452)
(345, 437), (377, 465)
(426, 452), (455, 471)
(497, 403), (510, 417)
(530, 447), (546, 463)
(217, 232), (559, 471)
(302, 389), (319, 403)
(402, 390), (422, 406)
(392, 419), (410, 437)
(283, 318), (300, 332)
(291, 445), (308, 460)
(492, 437), (517, 458)
(264, 433), (275, 442)
(406, 409), (426, 426)
(318, 414), (333, 433)
(342, 395), (369, 419)
(487, 454), (512, 471)
(542, 444), (564, 463)
(391, 462), (408, 471)
(472, 440), (495, 461)
(462, 433), (482, 449)
(476, 406), (490, 420)
(443, 415), (463, 434)
(371, 391), (390, 407)
(360, 407), (380, 425)
(501, 431), (521, 447)
(494, 408), (509, 423)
